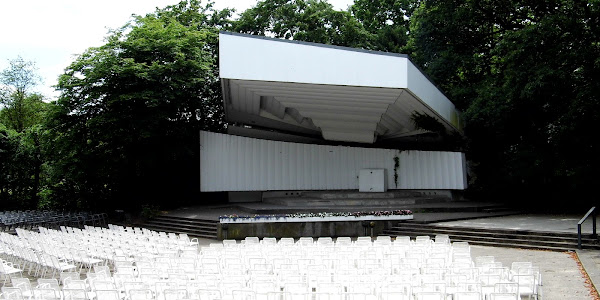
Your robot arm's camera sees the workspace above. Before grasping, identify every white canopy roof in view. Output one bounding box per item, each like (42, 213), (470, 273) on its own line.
(219, 32), (462, 144)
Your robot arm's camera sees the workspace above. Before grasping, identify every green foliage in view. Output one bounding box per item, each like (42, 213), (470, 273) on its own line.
(0, 124), (47, 209)
(0, 93), (48, 133)
(411, 112), (446, 135)
(46, 0), (230, 211)
(141, 204), (161, 219)
(234, 0), (372, 48)
(408, 0), (600, 206)
(351, 0), (420, 53)
(0, 57), (49, 209)
(0, 57), (48, 133)
(3, 0), (597, 211)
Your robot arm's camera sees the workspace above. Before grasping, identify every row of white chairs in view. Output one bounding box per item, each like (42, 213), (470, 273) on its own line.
(1, 225), (540, 299)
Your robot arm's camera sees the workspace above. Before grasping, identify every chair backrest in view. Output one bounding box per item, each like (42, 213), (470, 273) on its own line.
(380, 284), (411, 300)
(244, 237), (260, 244)
(453, 292), (482, 300)
(11, 278), (32, 292)
(279, 237), (295, 245)
(262, 237), (277, 245)
(60, 271), (81, 284)
(414, 291), (445, 300)
(93, 265), (111, 275)
(222, 240), (237, 247)
(489, 292), (519, 300)
(95, 290), (120, 300)
(32, 288), (60, 300)
(196, 289), (222, 300)
(64, 279), (88, 291)
(494, 282), (518, 294)
(510, 262), (532, 273)
(62, 288), (88, 300)
(513, 274), (537, 296)
(0, 287), (23, 300)
(163, 289), (188, 300)
(92, 280), (116, 291)
(129, 289), (154, 300)
(36, 278), (60, 291)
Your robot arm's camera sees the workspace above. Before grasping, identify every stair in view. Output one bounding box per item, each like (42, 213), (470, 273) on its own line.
(256, 190), (520, 217)
(142, 215), (219, 239)
(383, 222), (600, 251)
(263, 190), (451, 207)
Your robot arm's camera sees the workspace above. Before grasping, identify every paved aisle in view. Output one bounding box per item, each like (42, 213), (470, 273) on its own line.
(471, 245), (595, 300)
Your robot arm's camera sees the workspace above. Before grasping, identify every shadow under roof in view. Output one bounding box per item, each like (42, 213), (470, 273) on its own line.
(219, 32), (462, 144)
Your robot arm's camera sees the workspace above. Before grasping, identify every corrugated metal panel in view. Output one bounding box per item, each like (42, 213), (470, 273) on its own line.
(200, 131), (467, 191)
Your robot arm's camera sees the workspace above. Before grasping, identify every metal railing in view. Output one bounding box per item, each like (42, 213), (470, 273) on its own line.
(578, 206), (597, 249)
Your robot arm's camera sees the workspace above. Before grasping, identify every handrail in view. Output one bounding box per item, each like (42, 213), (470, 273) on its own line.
(578, 207), (597, 249)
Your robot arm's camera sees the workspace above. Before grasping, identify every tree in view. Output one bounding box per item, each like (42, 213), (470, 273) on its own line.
(234, 0), (372, 48)
(0, 57), (47, 132)
(407, 0), (600, 208)
(47, 0), (231, 210)
(0, 57), (49, 208)
(351, 0), (421, 53)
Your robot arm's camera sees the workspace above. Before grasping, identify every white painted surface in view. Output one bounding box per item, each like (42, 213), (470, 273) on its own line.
(200, 131), (467, 191)
(220, 33), (408, 89)
(406, 62), (462, 129)
(219, 32), (462, 143)
(359, 169), (386, 192)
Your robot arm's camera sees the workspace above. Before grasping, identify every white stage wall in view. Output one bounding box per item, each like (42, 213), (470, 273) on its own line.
(200, 131), (467, 192)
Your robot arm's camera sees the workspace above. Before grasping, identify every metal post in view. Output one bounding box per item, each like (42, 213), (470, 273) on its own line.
(578, 223), (582, 249)
(594, 210), (597, 238)
(578, 207), (597, 249)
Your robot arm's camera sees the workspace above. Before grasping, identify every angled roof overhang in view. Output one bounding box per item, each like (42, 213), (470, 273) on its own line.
(219, 32), (463, 144)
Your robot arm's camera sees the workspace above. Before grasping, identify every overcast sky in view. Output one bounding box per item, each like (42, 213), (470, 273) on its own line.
(0, 0), (354, 100)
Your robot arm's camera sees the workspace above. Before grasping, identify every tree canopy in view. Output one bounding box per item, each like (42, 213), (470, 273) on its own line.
(407, 0), (600, 206)
(2, 0), (599, 212)
(0, 57), (49, 208)
(234, 0), (372, 48)
(0, 57), (47, 133)
(44, 0), (231, 210)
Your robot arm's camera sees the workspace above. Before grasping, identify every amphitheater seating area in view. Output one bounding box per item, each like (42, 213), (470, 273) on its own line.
(0, 211), (107, 231)
(0, 224), (541, 299)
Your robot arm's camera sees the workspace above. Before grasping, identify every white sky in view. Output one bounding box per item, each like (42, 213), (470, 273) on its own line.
(0, 0), (354, 100)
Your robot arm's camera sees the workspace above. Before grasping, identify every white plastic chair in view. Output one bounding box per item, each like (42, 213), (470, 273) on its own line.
(32, 288), (60, 300)
(95, 290), (120, 300)
(0, 287), (24, 300)
(489, 292), (518, 300)
(129, 289), (153, 300)
(453, 291), (482, 300)
(414, 291), (445, 300)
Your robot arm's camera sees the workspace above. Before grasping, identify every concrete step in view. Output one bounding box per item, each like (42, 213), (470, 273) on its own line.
(142, 215), (219, 239)
(245, 203), (512, 215)
(145, 219), (216, 232)
(383, 223), (600, 251)
(152, 215), (218, 226)
(301, 190), (440, 199)
(263, 190), (452, 200)
(263, 197), (445, 207)
(387, 223), (596, 240)
(142, 224), (217, 239)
